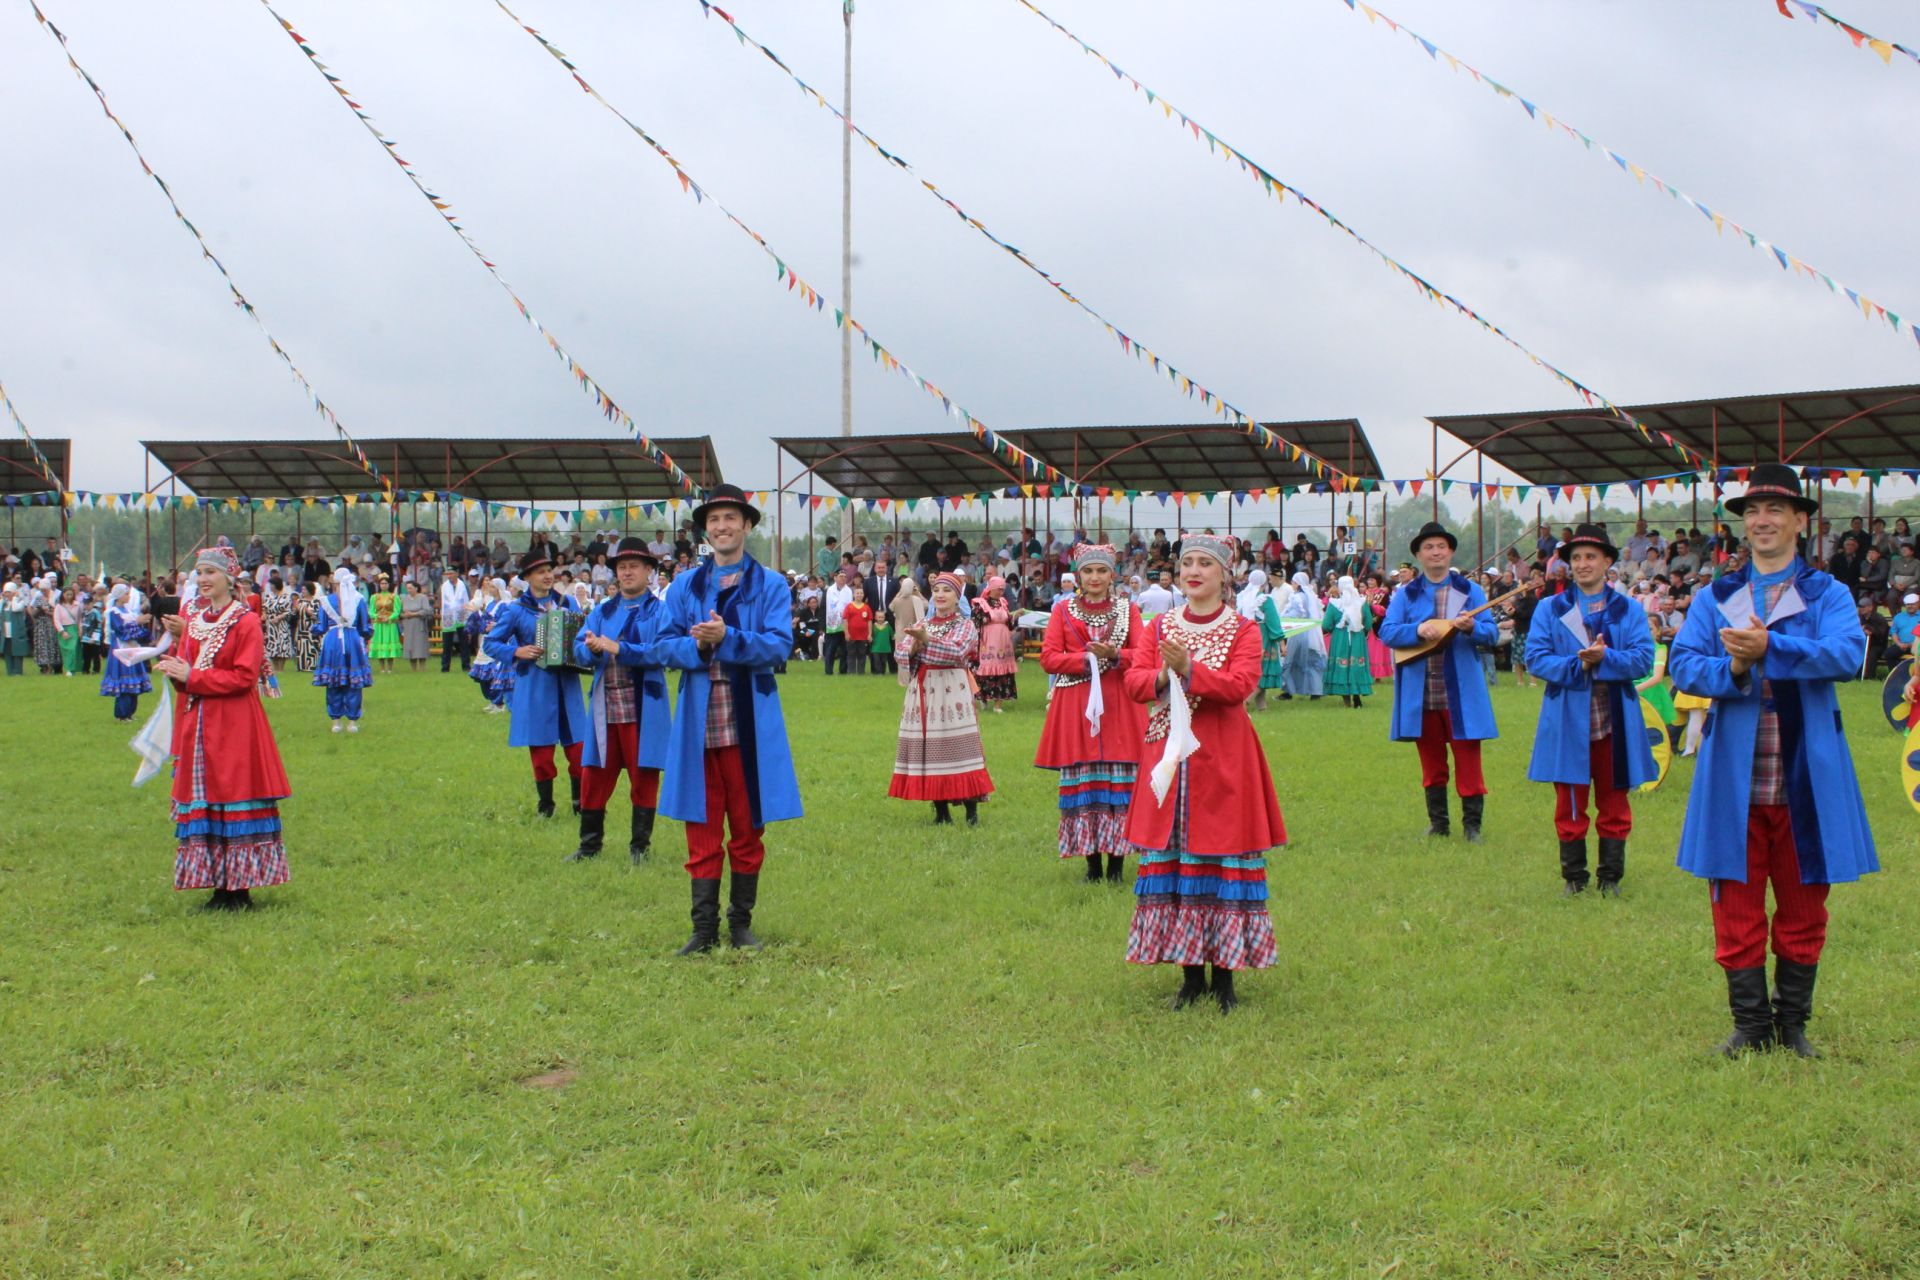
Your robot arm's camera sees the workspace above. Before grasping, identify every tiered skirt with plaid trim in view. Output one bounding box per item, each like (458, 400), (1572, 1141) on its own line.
(173, 799), (289, 890)
(1056, 761), (1136, 859)
(1126, 766), (1275, 970)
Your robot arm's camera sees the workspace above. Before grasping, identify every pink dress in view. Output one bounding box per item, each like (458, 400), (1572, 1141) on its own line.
(1366, 598), (1394, 679)
(973, 594), (1019, 704)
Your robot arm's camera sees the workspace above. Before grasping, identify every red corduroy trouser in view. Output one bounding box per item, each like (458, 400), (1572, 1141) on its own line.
(1553, 735), (1633, 842)
(684, 744), (765, 880)
(1711, 805), (1829, 970)
(528, 741), (583, 783)
(1416, 709), (1486, 796)
(581, 721), (660, 810)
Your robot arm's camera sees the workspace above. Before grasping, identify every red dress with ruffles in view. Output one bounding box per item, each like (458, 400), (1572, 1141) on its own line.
(167, 602), (292, 891)
(1123, 607), (1285, 970)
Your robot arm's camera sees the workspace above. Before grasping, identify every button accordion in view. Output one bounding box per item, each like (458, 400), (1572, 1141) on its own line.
(535, 606), (588, 671)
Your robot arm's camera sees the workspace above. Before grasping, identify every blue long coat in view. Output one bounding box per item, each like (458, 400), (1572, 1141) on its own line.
(572, 592), (671, 771)
(1669, 561), (1876, 885)
(484, 591), (586, 749)
(654, 555), (803, 827)
(1379, 571), (1499, 742)
(1524, 586), (1659, 787)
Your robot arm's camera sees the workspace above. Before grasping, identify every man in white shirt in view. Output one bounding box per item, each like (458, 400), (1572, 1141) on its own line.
(647, 528), (673, 562)
(822, 570), (854, 675)
(1135, 569), (1175, 617)
(1623, 521), (1654, 564)
(439, 566), (472, 672)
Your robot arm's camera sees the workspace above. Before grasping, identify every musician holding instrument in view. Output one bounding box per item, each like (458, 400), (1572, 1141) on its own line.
(567, 537), (671, 866)
(1379, 522), (1501, 843)
(1522, 524), (1658, 898)
(484, 548), (588, 819)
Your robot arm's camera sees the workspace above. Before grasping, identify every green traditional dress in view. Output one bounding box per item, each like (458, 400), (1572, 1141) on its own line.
(369, 590), (402, 660)
(1320, 601), (1374, 697)
(1257, 596), (1287, 691)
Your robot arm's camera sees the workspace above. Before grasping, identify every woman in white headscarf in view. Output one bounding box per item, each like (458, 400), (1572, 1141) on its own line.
(1235, 568), (1268, 621)
(2, 581), (32, 678)
(1254, 572), (1291, 710)
(98, 581), (154, 717)
(1279, 571), (1324, 700)
(312, 566), (374, 733)
(1319, 575), (1374, 707)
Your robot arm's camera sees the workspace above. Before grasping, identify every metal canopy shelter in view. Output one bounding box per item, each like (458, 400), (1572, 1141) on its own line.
(142, 436), (722, 500)
(1429, 383), (1920, 487)
(1, 438), (71, 495)
(1002, 420), (1381, 492)
(770, 421), (1386, 573)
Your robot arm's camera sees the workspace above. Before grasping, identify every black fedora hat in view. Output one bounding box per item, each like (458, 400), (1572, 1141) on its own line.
(691, 484), (761, 530)
(518, 548), (553, 575)
(1726, 462), (1819, 516)
(1562, 522), (1619, 561)
(1409, 521), (1458, 555)
(608, 535), (659, 566)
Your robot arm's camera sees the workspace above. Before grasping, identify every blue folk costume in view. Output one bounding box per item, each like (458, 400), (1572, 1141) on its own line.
(483, 579), (586, 813)
(575, 591), (672, 773)
(1670, 561), (1876, 887)
(467, 598), (515, 706)
(655, 554), (803, 830)
(311, 576), (374, 725)
(1524, 552), (1658, 892)
(1668, 465), (1877, 1059)
(100, 595), (153, 720)
(1379, 530), (1500, 841)
(1380, 571), (1499, 743)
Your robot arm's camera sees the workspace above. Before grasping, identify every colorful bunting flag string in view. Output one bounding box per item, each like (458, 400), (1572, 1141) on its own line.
(691, 3), (1348, 485)
(0, 377), (61, 489)
(1774, 0), (1919, 69)
(28, 2), (389, 490)
(21, 464), (1906, 519)
(1331, 0), (1916, 351)
(489, 0), (1072, 490)
(252, 0), (697, 495)
(1006, 0), (1684, 464)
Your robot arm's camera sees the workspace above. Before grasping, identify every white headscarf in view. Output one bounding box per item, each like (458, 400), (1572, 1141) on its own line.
(1236, 569), (1268, 619)
(1289, 571), (1321, 616)
(1334, 575), (1367, 632)
(327, 565), (362, 629)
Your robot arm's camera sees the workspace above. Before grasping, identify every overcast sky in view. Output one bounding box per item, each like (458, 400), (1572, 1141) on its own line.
(4, 0), (1916, 511)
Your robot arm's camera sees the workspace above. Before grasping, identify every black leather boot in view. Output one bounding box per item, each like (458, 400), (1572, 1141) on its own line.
(1210, 965), (1238, 1015)
(1105, 853), (1125, 883)
(1772, 959), (1821, 1059)
(1424, 784), (1450, 837)
(1460, 793), (1485, 844)
(1716, 966), (1776, 1057)
(569, 774), (582, 816)
(1596, 837), (1626, 897)
(727, 871), (762, 950)
(535, 778), (556, 819)
(629, 807), (656, 866)
(933, 801), (952, 825)
(1084, 854), (1103, 883)
(1170, 965), (1207, 1010)
(963, 799), (979, 827)
(1559, 839), (1589, 894)
(676, 879), (722, 956)
(567, 809), (605, 862)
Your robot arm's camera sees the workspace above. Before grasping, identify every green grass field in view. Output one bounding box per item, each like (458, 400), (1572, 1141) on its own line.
(3, 661), (1915, 1278)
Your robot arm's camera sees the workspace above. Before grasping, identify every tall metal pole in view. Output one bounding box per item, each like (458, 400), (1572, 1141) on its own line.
(838, 0), (856, 548)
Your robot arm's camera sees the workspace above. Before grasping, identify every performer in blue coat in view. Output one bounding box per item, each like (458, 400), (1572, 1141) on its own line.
(311, 567), (374, 733)
(484, 549), (587, 818)
(655, 485), (802, 954)
(568, 537), (671, 865)
(1379, 522), (1499, 841)
(1669, 464), (1876, 1059)
(1524, 524), (1657, 897)
(99, 582), (153, 721)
